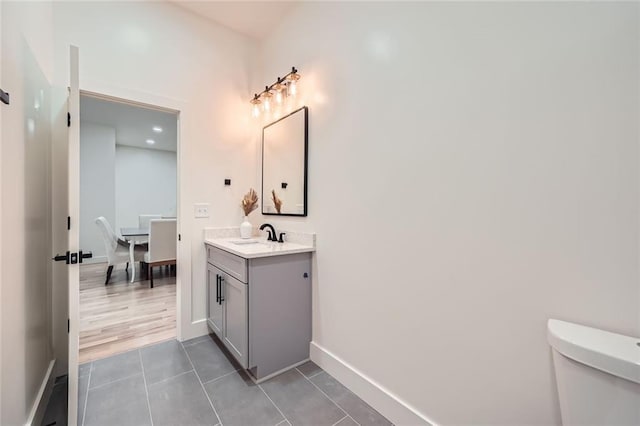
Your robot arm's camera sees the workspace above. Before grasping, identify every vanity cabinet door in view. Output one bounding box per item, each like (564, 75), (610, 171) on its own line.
(222, 274), (248, 368)
(206, 263), (223, 338)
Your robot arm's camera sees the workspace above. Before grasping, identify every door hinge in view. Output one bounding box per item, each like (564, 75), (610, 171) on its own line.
(0, 88), (10, 105)
(178, 234), (181, 241)
(67, 112), (71, 127)
(67, 319), (70, 333)
(67, 216), (71, 230)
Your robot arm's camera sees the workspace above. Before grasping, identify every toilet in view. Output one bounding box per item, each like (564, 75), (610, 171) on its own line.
(548, 319), (640, 425)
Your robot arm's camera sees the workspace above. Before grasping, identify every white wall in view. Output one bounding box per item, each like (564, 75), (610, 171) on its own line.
(52, 1), (258, 346)
(1, 1), (54, 424)
(258, 2), (640, 425)
(80, 123), (115, 262)
(115, 145), (177, 230)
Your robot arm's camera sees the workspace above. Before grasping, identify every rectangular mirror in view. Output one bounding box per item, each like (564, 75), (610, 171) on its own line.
(262, 106), (308, 216)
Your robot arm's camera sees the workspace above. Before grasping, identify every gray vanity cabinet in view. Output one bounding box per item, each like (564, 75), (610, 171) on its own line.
(206, 263), (223, 336)
(205, 243), (312, 382)
(206, 257), (248, 368)
(220, 270), (248, 366)
(247, 253), (312, 381)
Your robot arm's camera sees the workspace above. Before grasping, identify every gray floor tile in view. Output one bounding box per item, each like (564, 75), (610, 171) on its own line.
(335, 416), (358, 426)
(310, 372), (392, 426)
(261, 369), (345, 426)
(79, 362), (92, 378)
(78, 373), (90, 424)
(147, 370), (217, 426)
(297, 361), (323, 378)
(204, 371), (284, 426)
(183, 337), (237, 383)
(89, 349), (142, 388)
(84, 374), (151, 426)
(140, 339), (193, 384)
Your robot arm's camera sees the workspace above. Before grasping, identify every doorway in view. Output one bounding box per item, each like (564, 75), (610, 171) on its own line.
(77, 93), (179, 363)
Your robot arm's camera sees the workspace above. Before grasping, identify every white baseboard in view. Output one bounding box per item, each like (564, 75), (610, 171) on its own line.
(25, 359), (56, 426)
(310, 342), (435, 426)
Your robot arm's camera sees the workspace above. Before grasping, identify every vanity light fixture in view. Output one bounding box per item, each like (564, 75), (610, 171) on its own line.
(250, 67), (300, 118)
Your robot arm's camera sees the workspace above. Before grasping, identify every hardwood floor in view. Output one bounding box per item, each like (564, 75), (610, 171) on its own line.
(79, 262), (176, 363)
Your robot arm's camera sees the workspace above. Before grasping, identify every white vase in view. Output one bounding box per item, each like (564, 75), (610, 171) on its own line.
(240, 216), (252, 239)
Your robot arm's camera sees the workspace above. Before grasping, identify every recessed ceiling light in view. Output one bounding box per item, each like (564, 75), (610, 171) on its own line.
(146, 139), (155, 145)
(152, 126), (163, 133)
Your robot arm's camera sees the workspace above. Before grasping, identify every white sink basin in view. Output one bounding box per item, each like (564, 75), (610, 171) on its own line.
(230, 239), (265, 245)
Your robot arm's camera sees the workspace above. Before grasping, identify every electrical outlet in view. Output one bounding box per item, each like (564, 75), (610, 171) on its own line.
(194, 203), (210, 218)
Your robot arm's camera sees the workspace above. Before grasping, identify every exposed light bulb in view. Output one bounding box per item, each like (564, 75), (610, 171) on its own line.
(152, 126), (163, 133)
(250, 95), (262, 118)
(262, 87), (273, 113)
(286, 68), (301, 98)
(288, 80), (297, 97)
(273, 79), (284, 105)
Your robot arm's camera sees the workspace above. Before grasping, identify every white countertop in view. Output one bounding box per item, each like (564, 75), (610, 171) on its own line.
(204, 237), (315, 259)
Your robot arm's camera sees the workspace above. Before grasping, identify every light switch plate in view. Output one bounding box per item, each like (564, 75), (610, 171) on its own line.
(194, 203), (210, 218)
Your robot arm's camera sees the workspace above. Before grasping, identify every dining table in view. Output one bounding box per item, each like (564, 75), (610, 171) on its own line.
(120, 227), (149, 283)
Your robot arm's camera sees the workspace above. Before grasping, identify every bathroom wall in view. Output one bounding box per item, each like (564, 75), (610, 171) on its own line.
(257, 2), (640, 424)
(1, 1), (55, 424)
(51, 0), (258, 356)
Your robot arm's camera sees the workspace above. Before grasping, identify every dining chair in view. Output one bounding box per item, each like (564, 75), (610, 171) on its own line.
(139, 214), (162, 229)
(137, 214), (162, 244)
(95, 216), (147, 285)
(144, 218), (177, 288)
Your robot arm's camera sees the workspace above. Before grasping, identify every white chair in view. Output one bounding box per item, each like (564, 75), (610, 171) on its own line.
(139, 214), (162, 229)
(95, 216), (147, 285)
(137, 214), (162, 244)
(144, 219), (177, 288)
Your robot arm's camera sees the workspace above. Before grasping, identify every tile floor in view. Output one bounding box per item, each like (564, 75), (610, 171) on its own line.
(77, 334), (393, 426)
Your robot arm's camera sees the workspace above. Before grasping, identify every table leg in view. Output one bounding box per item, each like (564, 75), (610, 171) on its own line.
(129, 240), (136, 283)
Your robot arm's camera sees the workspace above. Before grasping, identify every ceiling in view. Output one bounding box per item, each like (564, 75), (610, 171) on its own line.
(169, 1), (298, 40)
(80, 95), (178, 152)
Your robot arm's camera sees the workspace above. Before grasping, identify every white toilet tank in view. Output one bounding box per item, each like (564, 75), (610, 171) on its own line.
(548, 319), (640, 426)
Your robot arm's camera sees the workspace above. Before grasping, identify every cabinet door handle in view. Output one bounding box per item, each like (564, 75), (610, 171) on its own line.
(219, 276), (225, 304)
(216, 274), (220, 303)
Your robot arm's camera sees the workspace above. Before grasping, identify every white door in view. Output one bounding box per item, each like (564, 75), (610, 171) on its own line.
(67, 45), (81, 426)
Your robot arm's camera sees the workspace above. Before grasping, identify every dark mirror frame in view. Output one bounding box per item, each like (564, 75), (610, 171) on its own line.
(261, 106), (308, 217)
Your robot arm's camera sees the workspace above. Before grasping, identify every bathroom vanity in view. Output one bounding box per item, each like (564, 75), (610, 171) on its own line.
(204, 235), (315, 382)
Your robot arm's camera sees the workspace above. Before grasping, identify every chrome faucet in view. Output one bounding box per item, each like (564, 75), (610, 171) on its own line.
(259, 223), (277, 242)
